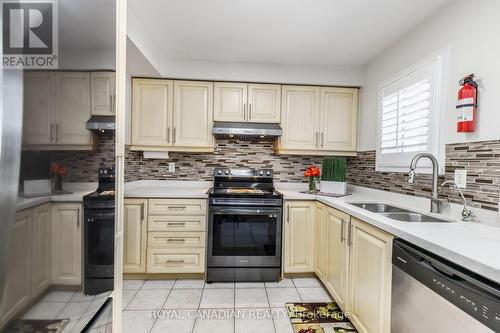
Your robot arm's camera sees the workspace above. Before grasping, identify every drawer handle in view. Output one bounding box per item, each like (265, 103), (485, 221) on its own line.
(168, 206), (187, 210)
(167, 222), (186, 226)
(166, 259), (185, 263)
(167, 238), (186, 243)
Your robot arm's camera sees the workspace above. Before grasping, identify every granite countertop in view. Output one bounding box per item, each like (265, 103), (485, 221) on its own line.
(276, 182), (500, 283)
(125, 180), (212, 198)
(16, 183), (96, 211)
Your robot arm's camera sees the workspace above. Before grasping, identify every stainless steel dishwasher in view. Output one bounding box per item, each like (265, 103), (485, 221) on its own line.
(391, 239), (500, 333)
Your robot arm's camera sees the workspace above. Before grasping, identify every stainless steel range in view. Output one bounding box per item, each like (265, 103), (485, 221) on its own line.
(207, 168), (283, 282)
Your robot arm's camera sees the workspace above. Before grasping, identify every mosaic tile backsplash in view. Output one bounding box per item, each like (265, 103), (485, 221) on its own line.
(347, 140), (500, 211)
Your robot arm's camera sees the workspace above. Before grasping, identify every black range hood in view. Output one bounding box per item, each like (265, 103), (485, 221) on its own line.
(212, 122), (282, 141)
(86, 116), (115, 131)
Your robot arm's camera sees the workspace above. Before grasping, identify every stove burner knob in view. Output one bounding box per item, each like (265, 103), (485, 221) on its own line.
(224, 169), (230, 175)
(266, 171), (271, 176)
(217, 169), (222, 175)
(259, 170), (264, 176)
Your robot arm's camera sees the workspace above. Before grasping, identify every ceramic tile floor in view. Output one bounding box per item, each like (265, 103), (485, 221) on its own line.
(20, 290), (111, 333)
(122, 276), (332, 333)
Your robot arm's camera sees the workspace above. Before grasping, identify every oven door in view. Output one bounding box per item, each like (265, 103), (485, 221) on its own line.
(84, 209), (115, 277)
(208, 206), (282, 267)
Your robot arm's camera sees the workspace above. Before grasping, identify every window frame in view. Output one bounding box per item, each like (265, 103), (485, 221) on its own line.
(375, 48), (449, 174)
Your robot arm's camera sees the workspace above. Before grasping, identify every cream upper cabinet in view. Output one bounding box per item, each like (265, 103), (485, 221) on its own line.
(280, 86), (320, 151)
(123, 199), (147, 273)
(31, 204), (51, 297)
(324, 207), (350, 310)
(131, 78), (173, 148)
(284, 201), (315, 273)
(55, 72), (92, 145)
(173, 81), (213, 148)
(213, 82), (247, 122)
(23, 72), (55, 145)
(348, 218), (393, 333)
(0, 210), (32, 327)
(51, 204), (82, 285)
(91, 72), (115, 116)
(247, 84), (281, 123)
(314, 203), (327, 280)
(320, 87), (358, 151)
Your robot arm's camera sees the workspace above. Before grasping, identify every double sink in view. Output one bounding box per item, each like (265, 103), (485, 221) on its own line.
(349, 203), (454, 223)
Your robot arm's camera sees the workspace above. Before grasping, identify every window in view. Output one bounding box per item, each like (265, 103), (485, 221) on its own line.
(376, 50), (447, 173)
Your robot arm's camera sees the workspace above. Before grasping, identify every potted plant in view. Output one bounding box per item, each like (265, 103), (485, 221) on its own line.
(304, 165), (321, 192)
(320, 157), (347, 195)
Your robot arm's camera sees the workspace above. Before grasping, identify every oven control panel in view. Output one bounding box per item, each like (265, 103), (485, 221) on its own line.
(214, 168), (273, 178)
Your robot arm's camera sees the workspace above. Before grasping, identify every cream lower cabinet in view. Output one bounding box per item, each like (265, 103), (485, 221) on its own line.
(283, 201), (315, 273)
(314, 203), (327, 280)
(51, 204), (82, 285)
(123, 199), (148, 273)
(347, 217), (393, 333)
(31, 204), (51, 297)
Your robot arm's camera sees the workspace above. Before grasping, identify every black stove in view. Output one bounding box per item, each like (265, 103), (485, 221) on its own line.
(83, 167), (115, 295)
(207, 168), (283, 283)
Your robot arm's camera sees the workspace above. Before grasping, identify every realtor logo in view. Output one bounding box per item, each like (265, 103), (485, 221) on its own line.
(2, 0), (58, 68)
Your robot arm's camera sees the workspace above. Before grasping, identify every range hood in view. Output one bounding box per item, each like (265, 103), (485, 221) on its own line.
(86, 116), (115, 131)
(212, 122), (282, 140)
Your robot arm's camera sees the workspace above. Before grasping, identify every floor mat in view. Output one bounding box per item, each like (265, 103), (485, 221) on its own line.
(3, 318), (70, 333)
(286, 302), (358, 333)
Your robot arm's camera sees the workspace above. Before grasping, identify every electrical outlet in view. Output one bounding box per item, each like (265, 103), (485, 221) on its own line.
(168, 162), (175, 172)
(454, 169), (467, 188)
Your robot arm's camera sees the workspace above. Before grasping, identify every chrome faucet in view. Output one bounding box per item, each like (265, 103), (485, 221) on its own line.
(408, 153), (442, 213)
(441, 180), (474, 221)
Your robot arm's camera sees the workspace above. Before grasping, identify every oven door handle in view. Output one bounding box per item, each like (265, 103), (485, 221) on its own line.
(85, 211), (115, 219)
(209, 206), (282, 215)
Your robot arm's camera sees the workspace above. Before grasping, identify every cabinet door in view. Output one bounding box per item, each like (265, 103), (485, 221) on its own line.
(54, 72), (92, 145)
(213, 82), (247, 122)
(0, 210), (32, 327)
(247, 84), (281, 123)
(91, 72), (115, 116)
(280, 86), (320, 150)
(173, 81), (213, 148)
(284, 201), (315, 273)
(348, 218), (393, 333)
(51, 204), (82, 285)
(314, 203), (327, 280)
(320, 87), (358, 151)
(123, 199), (147, 273)
(325, 208), (350, 310)
(32, 204), (51, 297)
(132, 79), (173, 147)
(23, 72), (55, 145)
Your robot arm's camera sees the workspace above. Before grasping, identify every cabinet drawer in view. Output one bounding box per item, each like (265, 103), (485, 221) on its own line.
(146, 248), (205, 273)
(148, 199), (207, 215)
(148, 215), (206, 232)
(148, 232), (205, 248)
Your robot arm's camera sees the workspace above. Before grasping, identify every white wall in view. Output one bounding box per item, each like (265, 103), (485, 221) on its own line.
(358, 0), (500, 151)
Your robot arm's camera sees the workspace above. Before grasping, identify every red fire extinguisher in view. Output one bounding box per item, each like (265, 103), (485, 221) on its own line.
(456, 74), (478, 132)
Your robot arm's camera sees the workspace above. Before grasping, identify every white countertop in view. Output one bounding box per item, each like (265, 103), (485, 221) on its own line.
(125, 180), (212, 198)
(16, 182), (96, 211)
(276, 182), (500, 283)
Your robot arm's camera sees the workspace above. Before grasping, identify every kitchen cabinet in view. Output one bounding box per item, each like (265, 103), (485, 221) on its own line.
(324, 207), (350, 310)
(123, 199), (147, 273)
(51, 204), (82, 285)
(0, 210), (32, 328)
(214, 82), (281, 123)
(173, 81), (213, 148)
(348, 217), (393, 333)
(314, 203), (327, 280)
(283, 201), (315, 273)
(278, 85), (358, 155)
(131, 79), (214, 152)
(91, 72), (115, 116)
(31, 204), (51, 297)
(23, 72), (93, 150)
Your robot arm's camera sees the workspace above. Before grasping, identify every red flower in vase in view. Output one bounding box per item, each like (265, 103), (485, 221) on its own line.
(304, 166), (321, 177)
(50, 162), (68, 177)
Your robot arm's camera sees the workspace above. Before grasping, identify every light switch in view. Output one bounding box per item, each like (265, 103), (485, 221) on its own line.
(168, 162), (175, 172)
(454, 169), (467, 188)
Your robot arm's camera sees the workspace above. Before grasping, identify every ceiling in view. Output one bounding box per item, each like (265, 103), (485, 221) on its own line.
(128, 0), (451, 67)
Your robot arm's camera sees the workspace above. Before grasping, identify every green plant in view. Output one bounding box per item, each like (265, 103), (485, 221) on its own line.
(321, 157), (347, 182)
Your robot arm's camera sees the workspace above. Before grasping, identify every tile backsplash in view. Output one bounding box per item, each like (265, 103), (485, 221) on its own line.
(125, 139), (324, 182)
(347, 140), (500, 211)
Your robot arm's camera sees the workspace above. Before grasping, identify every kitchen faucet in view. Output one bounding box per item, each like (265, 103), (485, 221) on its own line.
(408, 153), (442, 213)
(441, 180), (474, 221)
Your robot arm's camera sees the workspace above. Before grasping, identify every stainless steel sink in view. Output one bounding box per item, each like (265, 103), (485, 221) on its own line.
(349, 202), (455, 223)
(378, 212), (454, 223)
(349, 203), (409, 213)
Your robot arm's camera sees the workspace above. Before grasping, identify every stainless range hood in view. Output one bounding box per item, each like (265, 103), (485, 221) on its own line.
(212, 122), (282, 140)
(86, 116), (115, 131)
